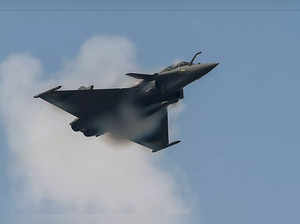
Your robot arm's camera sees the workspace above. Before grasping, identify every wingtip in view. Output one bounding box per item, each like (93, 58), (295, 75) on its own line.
(33, 85), (62, 98)
(152, 140), (181, 153)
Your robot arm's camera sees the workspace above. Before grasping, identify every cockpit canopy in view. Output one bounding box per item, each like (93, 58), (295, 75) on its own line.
(160, 51), (202, 73)
(160, 61), (190, 72)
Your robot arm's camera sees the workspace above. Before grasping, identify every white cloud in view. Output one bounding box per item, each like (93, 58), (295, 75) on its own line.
(0, 36), (187, 223)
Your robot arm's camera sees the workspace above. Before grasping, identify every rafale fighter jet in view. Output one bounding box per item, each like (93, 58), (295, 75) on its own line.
(34, 52), (218, 152)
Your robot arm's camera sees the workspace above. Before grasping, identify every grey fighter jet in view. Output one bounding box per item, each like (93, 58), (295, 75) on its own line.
(34, 52), (218, 152)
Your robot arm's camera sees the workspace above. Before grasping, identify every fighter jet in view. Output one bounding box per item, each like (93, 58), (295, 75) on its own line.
(34, 52), (218, 152)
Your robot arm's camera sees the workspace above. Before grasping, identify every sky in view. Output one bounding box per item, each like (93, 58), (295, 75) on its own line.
(0, 1), (300, 224)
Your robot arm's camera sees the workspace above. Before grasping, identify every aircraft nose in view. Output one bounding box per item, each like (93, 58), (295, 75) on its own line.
(167, 62), (219, 90)
(195, 62), (219, 75)
(205, 63), (219, 72)
(189, 62), (219, 81)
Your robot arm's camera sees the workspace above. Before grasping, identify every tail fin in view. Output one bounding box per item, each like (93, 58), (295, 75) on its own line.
(125, 73), (158, 81)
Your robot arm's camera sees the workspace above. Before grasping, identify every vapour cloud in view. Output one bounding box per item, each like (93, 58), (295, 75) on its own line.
(0, 36), (187, 223)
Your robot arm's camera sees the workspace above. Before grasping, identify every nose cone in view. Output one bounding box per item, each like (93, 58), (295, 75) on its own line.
(191, 62), (219, 80)
(201, 63), (219, 73)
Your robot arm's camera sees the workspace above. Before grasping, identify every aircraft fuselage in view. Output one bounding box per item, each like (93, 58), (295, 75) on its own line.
(35, 52), (219, 151)
(70, 62), (218, 137)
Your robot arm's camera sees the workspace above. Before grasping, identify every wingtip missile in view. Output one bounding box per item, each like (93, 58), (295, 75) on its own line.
(33, 85), (62, 98)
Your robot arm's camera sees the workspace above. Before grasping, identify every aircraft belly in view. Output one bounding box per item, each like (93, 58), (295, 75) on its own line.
(76, 102), (162, 141)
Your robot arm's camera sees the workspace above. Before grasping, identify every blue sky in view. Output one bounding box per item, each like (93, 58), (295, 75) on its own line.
(0, 1), (300, 224)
